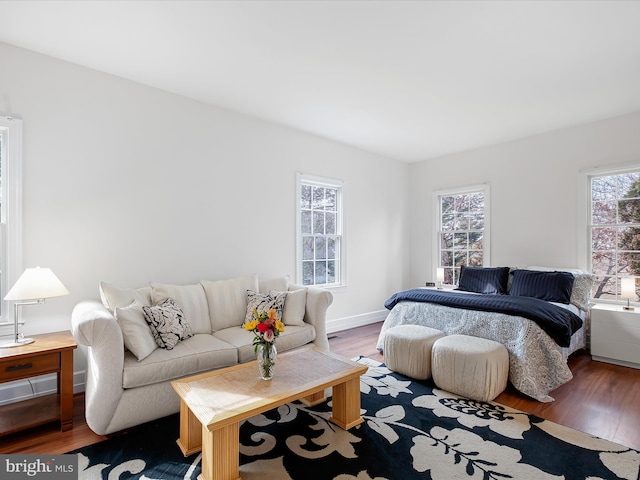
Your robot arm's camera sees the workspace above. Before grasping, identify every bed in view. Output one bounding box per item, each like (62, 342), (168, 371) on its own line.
(376, 266), (594, 402)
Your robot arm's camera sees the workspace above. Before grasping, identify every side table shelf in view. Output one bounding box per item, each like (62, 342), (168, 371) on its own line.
(590, 304), (640, 369)
(0, 331), (77, 435)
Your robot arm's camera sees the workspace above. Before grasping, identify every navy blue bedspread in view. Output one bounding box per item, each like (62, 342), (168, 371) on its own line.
(384, 289), (583, 347)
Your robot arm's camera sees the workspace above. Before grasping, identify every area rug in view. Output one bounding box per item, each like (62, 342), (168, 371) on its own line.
(70, 358), (640, 480)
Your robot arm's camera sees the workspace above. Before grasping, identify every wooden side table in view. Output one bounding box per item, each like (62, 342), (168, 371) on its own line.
(0, 330), (77, 435)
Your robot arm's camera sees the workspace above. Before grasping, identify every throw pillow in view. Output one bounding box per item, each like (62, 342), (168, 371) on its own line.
(456, 266), (510, 294)
(510, 269), (574, 304)
(244, 290), (288, 325)
(525, 266), (595, 311)
(570, 273), (595, 311)
(99, 281), (152, 312)
(142, 298), (193, 350)
(273, 289), (307, 326)
(115, 301), (158, 361)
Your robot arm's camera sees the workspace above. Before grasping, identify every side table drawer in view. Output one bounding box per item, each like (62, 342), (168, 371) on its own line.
(0, 353), (60, 382)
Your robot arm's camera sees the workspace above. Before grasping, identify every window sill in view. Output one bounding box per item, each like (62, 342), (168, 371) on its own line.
(310, 284), (347, 294)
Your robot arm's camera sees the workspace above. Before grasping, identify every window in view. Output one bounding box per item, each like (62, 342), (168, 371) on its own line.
(0, 115), (23, 323)
(434, 184), (490, 286)
(296, 173), (344, 287)
(588, 169), (640, 300)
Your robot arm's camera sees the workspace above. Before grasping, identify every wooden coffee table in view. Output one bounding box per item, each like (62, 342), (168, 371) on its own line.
(171, 346), (368, 480)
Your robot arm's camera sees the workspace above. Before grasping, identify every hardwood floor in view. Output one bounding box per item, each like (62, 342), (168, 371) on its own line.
(2, 321), (639, 453)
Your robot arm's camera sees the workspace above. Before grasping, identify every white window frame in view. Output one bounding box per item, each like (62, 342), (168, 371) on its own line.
(433, 183), (491, 286)
(296, 172), (346, 290)
(579, 162), (640, 304)
(0, 115), (23, 324)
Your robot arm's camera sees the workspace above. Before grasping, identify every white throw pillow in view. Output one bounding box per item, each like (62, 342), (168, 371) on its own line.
(244, 290), (288, 325)
(99, 281), (152, 312)
(201, 274), (259, 331)
(275, 289), (307, 326)
(115, 302), (158, 361)
(142, 298), (193, 350)
(150, 282), (211, 334)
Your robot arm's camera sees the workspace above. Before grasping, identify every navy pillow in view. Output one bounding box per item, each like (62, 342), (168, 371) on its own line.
(456, 266), (510, 294)
(509, 269), (574, 304)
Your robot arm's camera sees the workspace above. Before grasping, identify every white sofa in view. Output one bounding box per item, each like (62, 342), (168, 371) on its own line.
(71, 274), (333, 435)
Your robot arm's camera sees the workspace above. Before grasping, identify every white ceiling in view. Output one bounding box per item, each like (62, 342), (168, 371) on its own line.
(1, 1), (640, 163)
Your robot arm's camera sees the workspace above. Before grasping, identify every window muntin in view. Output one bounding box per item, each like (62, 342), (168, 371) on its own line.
(298, 174), (344, 287)
(436, 185), (489, 286)
(589, 171), (640, 300)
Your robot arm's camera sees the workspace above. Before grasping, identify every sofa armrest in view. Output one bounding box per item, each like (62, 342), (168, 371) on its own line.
(289, 283), (333, 350)
(71, 300), (125, 435)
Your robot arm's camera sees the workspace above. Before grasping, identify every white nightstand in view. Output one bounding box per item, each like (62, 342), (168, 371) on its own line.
(590, 303), (640, 369)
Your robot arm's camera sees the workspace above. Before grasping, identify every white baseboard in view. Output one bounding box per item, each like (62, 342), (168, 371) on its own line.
(326, 309), (388, 334)
(0, 371), (86, 406)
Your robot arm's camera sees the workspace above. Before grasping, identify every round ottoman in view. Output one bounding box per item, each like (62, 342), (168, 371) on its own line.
(383, 325), (445, 380)
(431, 334), (509, 402)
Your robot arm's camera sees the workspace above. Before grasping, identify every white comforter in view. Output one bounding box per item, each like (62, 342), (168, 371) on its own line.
(376, 300), (586, 402)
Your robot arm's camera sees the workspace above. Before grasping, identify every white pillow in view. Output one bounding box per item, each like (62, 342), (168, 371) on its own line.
(201, 274), (259, 331)
(274, 289), (306, 326)
(150, 282), (210, 334)
(115, 302), (157, 361)
(100, 281), (152, 312)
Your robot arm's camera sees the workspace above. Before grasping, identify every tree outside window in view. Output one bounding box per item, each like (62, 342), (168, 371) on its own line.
(436, 185), (488, 286)
(590, 172), (640, 299)
(298, 174), (343, 287)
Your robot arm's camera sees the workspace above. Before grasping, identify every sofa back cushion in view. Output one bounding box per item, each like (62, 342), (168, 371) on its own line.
(202, 274), (259, 331)
(150, 282), (211, 334)
(258, 275), (289, 293)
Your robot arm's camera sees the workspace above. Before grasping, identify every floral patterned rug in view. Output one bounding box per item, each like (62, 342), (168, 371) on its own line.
(71, 358), (640, 480)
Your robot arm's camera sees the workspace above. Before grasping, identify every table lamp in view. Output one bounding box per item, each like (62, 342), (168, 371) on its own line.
(2, 267), (69, 347)
(621, 277), (636, 311)
(437, 268), (445, 289)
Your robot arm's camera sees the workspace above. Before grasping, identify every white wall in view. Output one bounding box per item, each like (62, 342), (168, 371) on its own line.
(0, 42), (410, 376)
(409, 111), (640, 287)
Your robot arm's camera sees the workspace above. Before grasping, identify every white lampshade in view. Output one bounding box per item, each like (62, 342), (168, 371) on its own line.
(436, 268), (445, 282)
(4, 267), (69, 301)
(621, 277), (636, 301)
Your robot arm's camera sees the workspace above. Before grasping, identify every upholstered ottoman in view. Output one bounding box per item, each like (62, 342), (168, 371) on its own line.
(383, 325), (445, 380)
(431, 334), (509, 402)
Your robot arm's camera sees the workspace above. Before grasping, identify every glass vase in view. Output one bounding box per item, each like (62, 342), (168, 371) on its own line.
(257, 343), (277, 380)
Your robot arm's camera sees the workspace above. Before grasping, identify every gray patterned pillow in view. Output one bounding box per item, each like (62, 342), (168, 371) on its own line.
(244, 290), (288, 326)
(570, 273), (595, 311)
(142, 298), (193, 350)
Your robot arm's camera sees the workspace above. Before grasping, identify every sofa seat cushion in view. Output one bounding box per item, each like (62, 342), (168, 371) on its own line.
(123, 334), (238, 389)
(213, 324), (316, 364)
